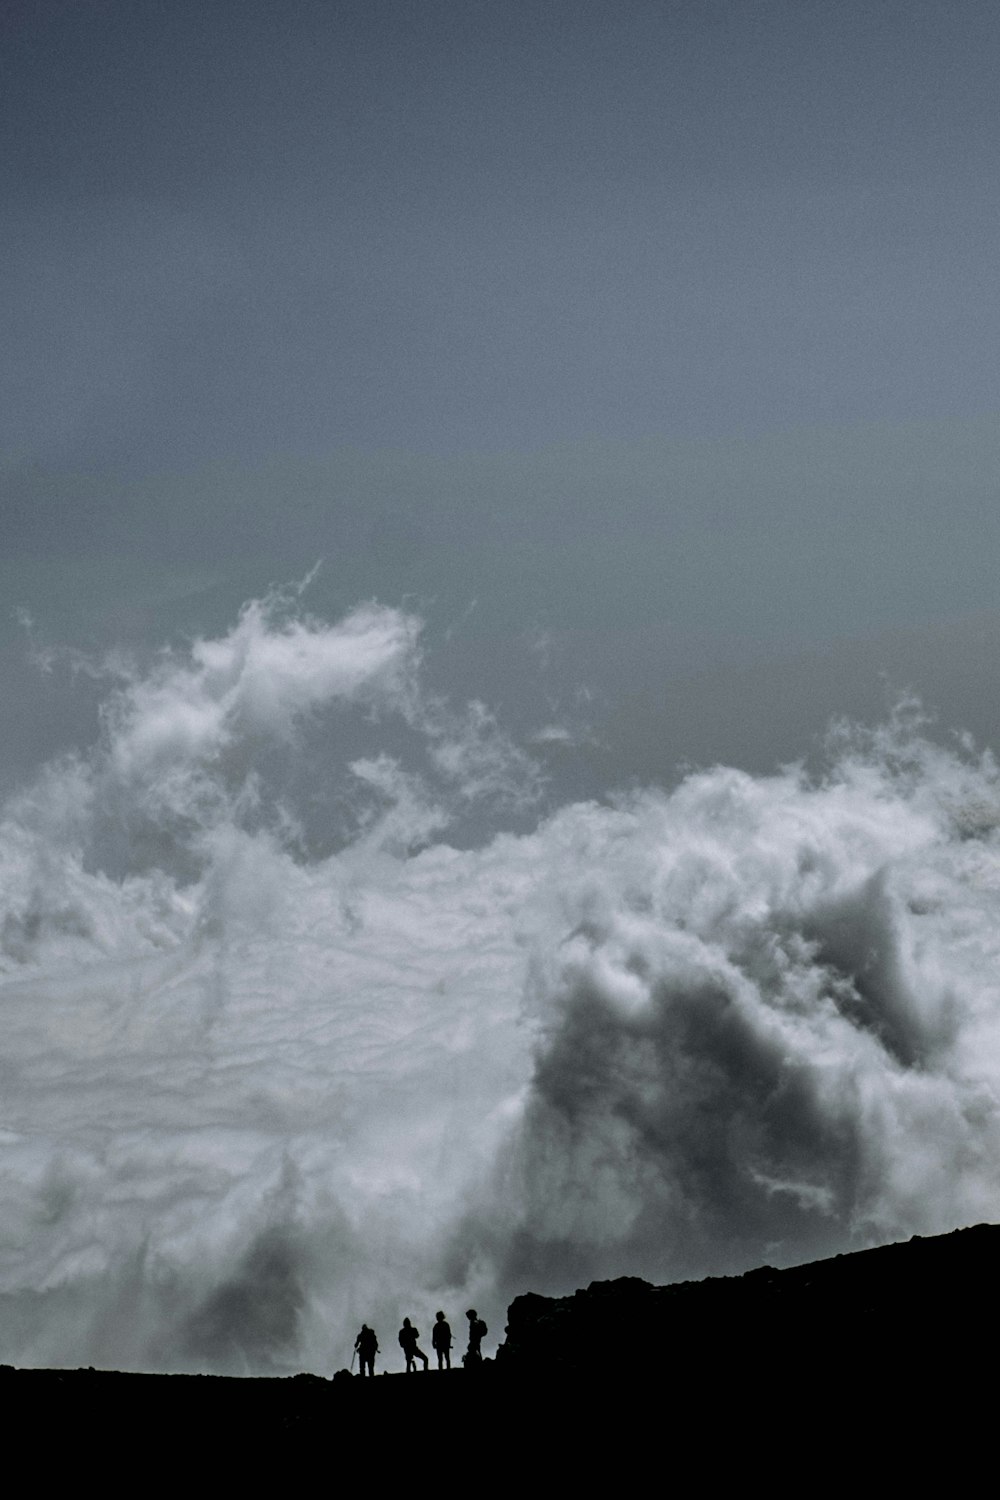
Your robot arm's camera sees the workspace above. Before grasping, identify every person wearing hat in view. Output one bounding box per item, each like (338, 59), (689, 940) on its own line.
(432, 1310), (453, 1370)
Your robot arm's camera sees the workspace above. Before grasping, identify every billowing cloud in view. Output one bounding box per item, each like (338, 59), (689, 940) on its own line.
(2, 602), (1000, 1374)
(489, 722), (1000, 1289)
(105, 592), (421, 776)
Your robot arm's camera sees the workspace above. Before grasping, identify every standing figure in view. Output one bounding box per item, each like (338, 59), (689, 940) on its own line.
(432, 1310), (452, 1371)
(398, 1316), (429, 1372)
(354, 1323), (379, 1377)
(464, 1308), (487, 1365)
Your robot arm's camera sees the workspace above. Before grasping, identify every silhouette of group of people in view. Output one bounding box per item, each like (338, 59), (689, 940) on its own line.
(353, 1309), (487, 1376)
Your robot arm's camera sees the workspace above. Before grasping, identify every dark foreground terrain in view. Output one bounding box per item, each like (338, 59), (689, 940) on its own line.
(5, 1223), (997, 1473)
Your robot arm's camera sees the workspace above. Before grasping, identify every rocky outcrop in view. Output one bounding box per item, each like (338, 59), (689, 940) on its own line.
(498, 1222), (1000, 1380)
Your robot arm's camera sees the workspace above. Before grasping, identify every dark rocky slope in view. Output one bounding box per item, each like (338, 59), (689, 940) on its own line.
(3, 1223), (996, 1468)
(499, 1220), (1000, 1379)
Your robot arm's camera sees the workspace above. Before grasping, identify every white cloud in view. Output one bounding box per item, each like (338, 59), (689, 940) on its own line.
(107, 594), (420, 780)
(3, 596), (1000, 1373)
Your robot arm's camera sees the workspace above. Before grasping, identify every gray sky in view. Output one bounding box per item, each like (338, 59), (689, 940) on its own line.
(4, 0), (1000, 797)
(6, 2), (1000, 1374)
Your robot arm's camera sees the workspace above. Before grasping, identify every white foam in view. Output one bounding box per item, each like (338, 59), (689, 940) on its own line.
(2, 602), (999, 1372)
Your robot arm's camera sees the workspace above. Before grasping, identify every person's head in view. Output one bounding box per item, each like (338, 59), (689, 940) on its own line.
(436, 1310), (445, 1321)
(466, 1309), (476, 1320)
(403, 1317), (411, 1327)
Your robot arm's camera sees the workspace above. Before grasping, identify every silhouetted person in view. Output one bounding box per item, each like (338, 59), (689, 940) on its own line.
(432, 1310), (452, 1370)
(398, 1316), (429, 1372)
(464, 1308), (487, 1365)
(355, 1323), (379, 1377)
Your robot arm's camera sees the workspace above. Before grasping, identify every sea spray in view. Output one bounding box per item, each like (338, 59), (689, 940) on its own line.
(2, 598), (1000, 1371)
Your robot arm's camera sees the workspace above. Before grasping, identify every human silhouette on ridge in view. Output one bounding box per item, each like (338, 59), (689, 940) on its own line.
(464, 1308), (487, 1365)
(432, 1310), (452, 1370)
(398, 1316), (429, 1372)
(354, 1323), (379, 1377)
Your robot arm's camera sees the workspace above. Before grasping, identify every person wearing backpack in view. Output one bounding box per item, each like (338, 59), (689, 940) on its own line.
(464, 1308), (487, 1365)
(354, 1323), (379, 1377)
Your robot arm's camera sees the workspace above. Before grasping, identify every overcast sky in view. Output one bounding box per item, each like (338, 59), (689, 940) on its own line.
(6, 0), (1000, 1377)
(5, 0), (1000, 796)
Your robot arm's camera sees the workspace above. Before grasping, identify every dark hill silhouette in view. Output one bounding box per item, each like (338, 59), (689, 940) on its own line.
(3, 1223), (997, 1469)
(499, 1220), (1000, 1380)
